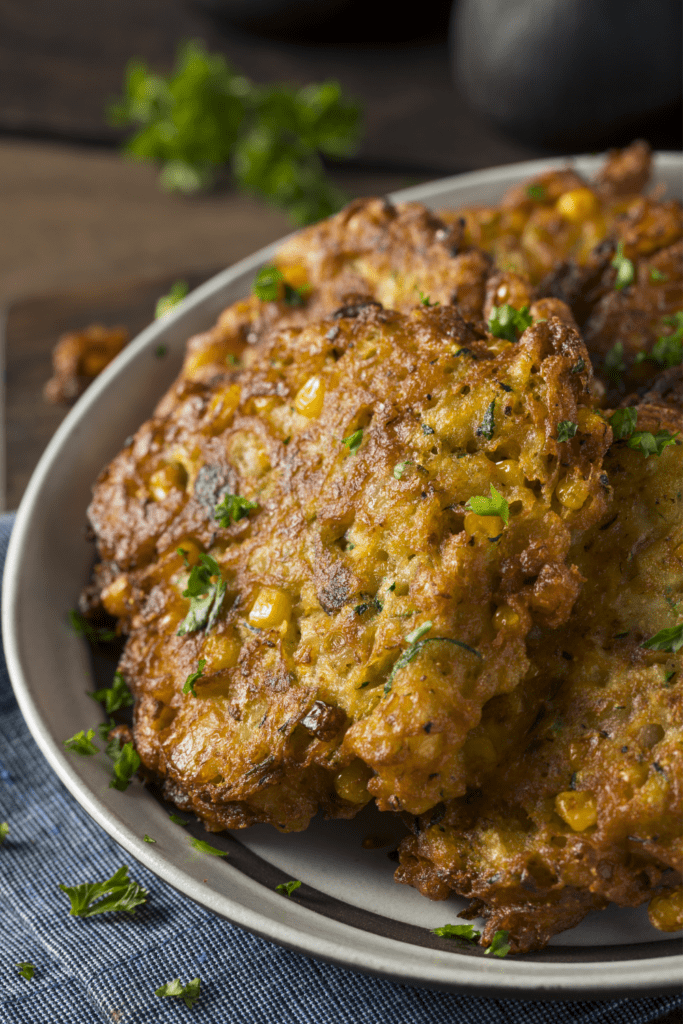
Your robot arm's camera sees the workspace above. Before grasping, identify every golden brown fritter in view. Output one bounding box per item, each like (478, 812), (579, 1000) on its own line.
(44, 324), (129, 404)
(87, 297), (611, 832)
(396, 403), (683, 952)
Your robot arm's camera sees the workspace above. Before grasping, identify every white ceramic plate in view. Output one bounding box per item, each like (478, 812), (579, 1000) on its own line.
(4, 154), (682, 1000)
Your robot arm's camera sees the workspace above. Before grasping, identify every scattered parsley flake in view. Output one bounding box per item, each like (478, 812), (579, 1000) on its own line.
(64, 729), (99, 756)
(485, 929), (511, 957)
(16, 963), (34, 981)
(253, 264), (309, 306)
(612, 242), (634, 291)
(570, 357), (586, 374)
(642, 624), (683, 654)
(183, 659), (206, 697)
(465, 483), (510, 525)
(169, 814), (188, 826)
(385, 621), (481, 694)
(89, 671), (133, 714)
(155, 344), (168, 359)
(191, 838), (229, 857)
(526, 183), (546, 200)
(557, 420), (578, 442)
(418, 289), (439, 307)
(155, 280), (188, 319)
(479, 400), (495, 440)
(0, 822), (9, 845)
(276, 879), (302, 897)
(177, 553), (227, 636)
(394, 460), (413, 479)
(628, 430), (678, 458)
(604, 342), (626, 380)
(97, 719), (115, 743)
(109, 741), (141, 791)
(144, 834), (156, 843)
(69, 609), (116, 644)
(608, 407), (637, 440)
(214, 493), (258, 527)
(432, 923), (480, 943)
(341, 428), (363, 454)
(59, 865), (147, 917)
(155, 977), (201, 1009)
(650, 268), (668, 282)
(664, 670), (676, 684)
(635, 311), (683, 368)
(488, 304), (533, 343)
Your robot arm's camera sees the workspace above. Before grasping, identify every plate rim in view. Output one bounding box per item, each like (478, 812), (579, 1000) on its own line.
(4, 151), (683, 1001)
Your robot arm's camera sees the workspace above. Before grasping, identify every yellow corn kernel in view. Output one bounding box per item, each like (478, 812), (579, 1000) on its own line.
(486, 337), (512, 355)
(556, 188), (599, 223)
(576, 407), (605, 434)
(248, 587), (291, 629)
(493, 604), (520, 630)
(334, 760), (373, 804)
(100, 574), (132, 618)
(149, 462), (188, 501)
(203, 633), (240, 672)
(281, 263), (309, 290)
(183, 342), (230, 381)
(463, 734), (497, 771)
(464, 512), (504, 537)
(205, 384), (241, 435)
(555, 790), (598, 831)
(555, 477), (590, 510)
(495, 459), (524, 486)
(294, 375), (325, 418)
(151, 704), (177, 732)
(251, 396), (279, 416)
(648, 888), (683, 932)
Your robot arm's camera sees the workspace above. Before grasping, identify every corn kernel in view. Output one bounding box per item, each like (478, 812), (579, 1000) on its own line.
(486, 337), (512, 355)
(495, 459), (524, 486)
(183, 342), (230, 381)
(294, 375), (325, 418)
(248, 587), (291, 628)
(493, 604), (520, 630)
(555, 477), (590, 510)
(100, 574), (132, 618)
(576, 407), (605, 434)
(555, 790), (598, 831)
(203, 633), (240, 672)
(464, 512), (504, 537)
(205, 384), (241, 435)
(149, 462), (188, 501)
(281, 263), (309, 290)
(556, 188), (599, 223)
(648, 888), (683, 932)
(463, 734), (497, 771)
(334, 760), (373, 804)
(251, 396), (278, 415)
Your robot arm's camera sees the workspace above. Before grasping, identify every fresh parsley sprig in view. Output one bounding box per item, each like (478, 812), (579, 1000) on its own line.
(89, 672), (133, 714)
(465, 484), (510, 525)
(276, 879), (302, 897)
(385, 621), (481, 695)
(191, 838), (229, 857)
(488, 305), (533, 343)
(608, 408), (679, 457)
(59, 865), (147, 917)
(557, 421), (578, 442)
(604, 341), (626, 382)
(64, 729), (99, 756)
(485, 929), (512, 957)
(608, 407), (637, 440)
(177, 553), (227, 636)
(432, 923), (480, 944)
(69, 609), (116, 644)
(109, 742), (141, 791)
(0, 821), (9, 845)
(341, 429), (363, 454)
(183, 659), (206, 698)
(635, 311), (683, 369)
(16, 963), (35, 981)
(252, 264), (310, 306)
(394, 460), (413, 480)
(612, 241), (634, 291)
(155, 977), (201, 1009)
(214, 493), (258, 527)
(155, 280), (188, 319)
(641, 623), (683, 654)
(526, 183), (546, 200)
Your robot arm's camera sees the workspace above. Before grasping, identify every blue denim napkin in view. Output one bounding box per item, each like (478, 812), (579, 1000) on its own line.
(0, 510), (680, 1023)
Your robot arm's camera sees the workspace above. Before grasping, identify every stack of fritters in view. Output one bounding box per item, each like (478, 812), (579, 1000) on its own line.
(83, 142), (683, 952)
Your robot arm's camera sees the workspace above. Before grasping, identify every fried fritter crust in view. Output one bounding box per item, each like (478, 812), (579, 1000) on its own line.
(396, 404), (683, 952)
(44, 324), (129, 404)
(88, 298), (611, 831)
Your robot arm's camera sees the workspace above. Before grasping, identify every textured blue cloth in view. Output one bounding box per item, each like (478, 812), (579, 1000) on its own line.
(0, 510), (680, 1023)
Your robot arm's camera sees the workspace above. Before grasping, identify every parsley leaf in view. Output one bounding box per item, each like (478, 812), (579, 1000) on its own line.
(556, 420), (578, 442)
(341, 428), (363, 454)
(144, 834), (156, 843)
(642, 623), (683, 654)
(488, 304), (533, 343)
(484, 929), (511, 957)
(432, 923), (480, 943)
(214, 493), (258, 527)
(155, 344), (168, 359)
(608, 407), (637, 440)
(526, 183), (546, 200)
(16, 963), (34, 981)
(59, 865), (147, 917)
(0, 821), (9, 844)
(465, 484), (510, 525)
(69, 609), (116, 644)
(64, 729), (99, 756)
(635, 311), (683, 368)
(89, 671), (133, 714)
(155, 280), (189, 319)
(418, 289), (439, 307)
(394, 460), (413, 480)
(191, 837), (229, 857)
(650, 268), (668, 282)
(183, 659), (206, 697)
(109, 742), (141, 791)
(177, 553), (227, 636)
(478, 400), (495, 440)
(169, 814), (188, 826)
(570, 357), (585, 374)
(252, 264), (309, 306)
(155, 977), (201, 1009)
(385, 621), (481, 694)
(612, 242), (634, 291)
(628, 430), (678, 458)
(604, 342), (626, 381)
(276, 879), (302, 897)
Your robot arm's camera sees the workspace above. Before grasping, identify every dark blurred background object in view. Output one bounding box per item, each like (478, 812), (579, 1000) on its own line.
(452, 0), (683, 151)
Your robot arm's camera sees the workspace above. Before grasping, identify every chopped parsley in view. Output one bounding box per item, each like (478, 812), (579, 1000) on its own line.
(650, 268), (668, 282)
(628, 430), (678, 458)
(276, 879), (302, 897)
(385, 621), (481, 694)
(155, 344), (168, 359)
(16, 963), (35, 981)
(214, 493), (258, 527)
(556, 420), (578, 442)
(89, 671), (133, 714)
(465, 483), (510, 525)
(0, 822), (9, 845)
(155, 977), (201, 1009)
(252, 264), (309, 306)
(488, 304), (533, 343)
(418, 289), (439, 307)
(526, 183), (546, 200)
(485, 929), (511, 957)
(109, 742), (141, 791)
(478, 400), (495, 440)
(641, 623), (683, 654)
(155, 280), (188, 319)
(59, 865), (147, 917)
(612, 242), (634, 291)
(608, 407), (637, 440)
(177, 553), (227, 636)
(183, 659), (206, 697)
(432, 923), (480, 943)
(64, 729), (99, 756)
(69, 609), (116, 644)
(191, 838), (229, 857)
(570, 357), (585, 374)
(143, 834), (156, 843)
(604, 342), (626, 381)
(394, 460), (413, 480)
(169, 814), (188, 826)
(635, 311), (683, 368)
(341, 428), (363, 454)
